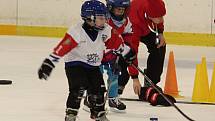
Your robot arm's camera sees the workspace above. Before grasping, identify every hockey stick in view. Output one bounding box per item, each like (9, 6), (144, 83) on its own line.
(131, 64), (195, 121)
(119, 97), (215, 106)
(177, 101), (215, 105)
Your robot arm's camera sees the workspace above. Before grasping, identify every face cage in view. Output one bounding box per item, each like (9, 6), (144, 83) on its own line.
(92, 14), (108, 31)
(109, 6), (129, 21)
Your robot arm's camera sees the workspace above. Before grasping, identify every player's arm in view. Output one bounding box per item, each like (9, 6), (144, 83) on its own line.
(122, 23), (140, 79)
(105, 29), (136, 64)
(38, 33), (78, 80)
(123, 32), (141, 95)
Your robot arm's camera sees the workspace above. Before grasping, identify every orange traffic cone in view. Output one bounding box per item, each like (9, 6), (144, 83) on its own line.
(164, 51), (182, 98)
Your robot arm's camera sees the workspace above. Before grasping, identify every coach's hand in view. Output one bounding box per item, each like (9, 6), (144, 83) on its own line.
(133, 78), (141, 95)
(157, 34), (166, 48)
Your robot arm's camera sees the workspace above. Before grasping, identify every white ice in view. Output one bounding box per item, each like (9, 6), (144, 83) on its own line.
(0, 35), (215, 121)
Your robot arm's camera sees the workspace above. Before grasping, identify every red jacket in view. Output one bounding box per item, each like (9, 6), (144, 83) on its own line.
(128, 0), (166, 37)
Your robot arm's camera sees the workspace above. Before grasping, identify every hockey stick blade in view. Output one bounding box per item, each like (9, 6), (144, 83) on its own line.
(131, 64), (195, 121)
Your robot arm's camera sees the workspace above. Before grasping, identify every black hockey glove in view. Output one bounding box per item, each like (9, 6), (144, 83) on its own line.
(123, 49), (136, 65)
(38, 58), (55, 80)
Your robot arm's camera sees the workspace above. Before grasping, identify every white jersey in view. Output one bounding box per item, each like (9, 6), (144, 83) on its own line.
(64, 23), (112, 66)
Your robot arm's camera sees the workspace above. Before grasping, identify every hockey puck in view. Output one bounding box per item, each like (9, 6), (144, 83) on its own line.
(0, 80), (12, 85)
(150, 117), (158, 121)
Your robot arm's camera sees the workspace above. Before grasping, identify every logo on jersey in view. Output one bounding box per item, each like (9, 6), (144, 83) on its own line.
(101, 34), (108, 42)
(87, 53), (100, 64)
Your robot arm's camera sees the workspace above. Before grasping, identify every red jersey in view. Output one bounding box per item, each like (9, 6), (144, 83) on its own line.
(105, 18), (139, 77)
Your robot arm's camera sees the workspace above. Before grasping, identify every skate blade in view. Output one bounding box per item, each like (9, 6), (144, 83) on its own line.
(109, 107), (126, 113)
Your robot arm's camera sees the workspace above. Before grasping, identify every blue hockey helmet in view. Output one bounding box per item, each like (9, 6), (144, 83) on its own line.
(81, 0), (108, 20)
(106, 0), (130, 8)
(106, 0), (130, 21)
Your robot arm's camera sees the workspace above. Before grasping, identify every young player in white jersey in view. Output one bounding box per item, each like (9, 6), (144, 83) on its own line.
(83, 0), (141, 113)
(37, 0), (135, 121)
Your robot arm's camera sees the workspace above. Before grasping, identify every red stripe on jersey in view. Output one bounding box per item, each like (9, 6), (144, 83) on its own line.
(53, 33), (78, 57)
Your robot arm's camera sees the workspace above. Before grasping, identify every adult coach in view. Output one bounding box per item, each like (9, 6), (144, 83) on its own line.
(129, 0), (167, 89)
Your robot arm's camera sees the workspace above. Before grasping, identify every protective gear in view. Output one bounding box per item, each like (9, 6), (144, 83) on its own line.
(81, 0), (108, 30)
(150, 93), (176, 106)
(65, 108), (78, 121)
(88, 94), (109, 121)
(38, 58), (55, 80)
(66, 89), (85, 110)
(106, 0), (130, 21)
(139, 87), (176, 106)
(83, 95), (91, 112)
(95, 111), (109, 121)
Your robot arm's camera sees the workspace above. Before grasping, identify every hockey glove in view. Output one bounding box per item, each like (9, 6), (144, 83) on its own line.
(38, 58), (55, 80)
(139, 87), (176, 106)
(150, 94), (176, 106)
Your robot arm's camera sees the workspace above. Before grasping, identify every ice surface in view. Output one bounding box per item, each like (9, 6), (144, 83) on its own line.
(0, 35), (215, 121)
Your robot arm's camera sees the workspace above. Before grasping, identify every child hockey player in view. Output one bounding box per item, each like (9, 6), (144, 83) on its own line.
(83, 0), (141, 113)
(108, 0), (142, 97)
(106, 0), (141, 111)
(37, 0), (135, 121)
